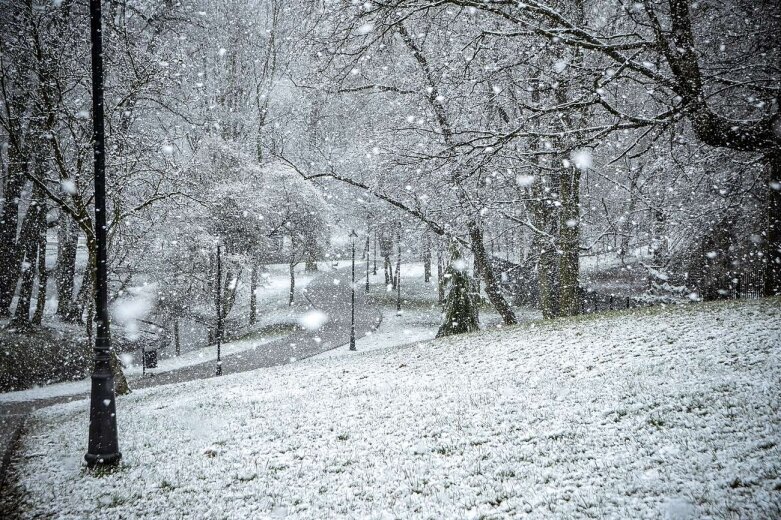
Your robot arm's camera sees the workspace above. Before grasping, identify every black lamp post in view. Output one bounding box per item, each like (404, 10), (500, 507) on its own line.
(85, 0), (121, 468)
(349, 229), (358, 351)
(215, 242), (223, 376)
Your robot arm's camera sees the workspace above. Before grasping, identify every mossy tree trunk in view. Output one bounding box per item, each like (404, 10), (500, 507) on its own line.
(436, 247), (480, 338)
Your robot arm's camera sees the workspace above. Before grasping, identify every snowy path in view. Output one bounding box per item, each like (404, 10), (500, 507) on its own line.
(0, 266), (381, 487)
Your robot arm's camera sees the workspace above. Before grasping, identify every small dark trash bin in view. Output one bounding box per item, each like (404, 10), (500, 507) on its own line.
(143, 349), (158, 369)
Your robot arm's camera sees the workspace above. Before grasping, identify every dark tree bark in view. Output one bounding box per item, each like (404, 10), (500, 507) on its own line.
(661, 0), (781, 294)
(766, 150), (781, 296)
(372, 229), (378, 275)
(423, 229), (431, 283)
(304, 233), (319, 272)
(32, 201), (48, 325)
(174, 319), (181, 356)
(249, 262), (258, 324)
(436, 247), (480, 338)
(467, 221), (517, 326)
(395, 226), (402, 312)
(0, 155), (26, 316)
(437, 248), (445, 304)
(288, 257), (295, 306)
(558, 165), (581, 317)
(11, 187), (46, 328)
(56, 212), (79, 320)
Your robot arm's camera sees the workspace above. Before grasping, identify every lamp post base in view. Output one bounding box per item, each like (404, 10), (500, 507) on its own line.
(84, 451), (122, 468)
(85, 359), (121, 468)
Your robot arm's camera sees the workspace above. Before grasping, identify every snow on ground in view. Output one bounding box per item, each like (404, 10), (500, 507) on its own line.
(0, 332), (285, 404)
(313, 305), (435, 360)
(122, 332), (287, 377)
(317, 261), (541, 360)
(6, 298), (780, 518)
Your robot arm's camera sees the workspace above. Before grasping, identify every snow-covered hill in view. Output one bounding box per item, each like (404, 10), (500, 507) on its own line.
(6, 299), (780, 518)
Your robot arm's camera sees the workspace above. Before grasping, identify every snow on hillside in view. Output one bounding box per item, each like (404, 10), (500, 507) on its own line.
(6, 299), (780, 518)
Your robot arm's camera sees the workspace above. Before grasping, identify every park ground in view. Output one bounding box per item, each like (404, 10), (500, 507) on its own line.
(1, 296), (779, 518)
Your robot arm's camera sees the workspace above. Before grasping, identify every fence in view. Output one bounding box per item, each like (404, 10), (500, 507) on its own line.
(580, 267), (765, 315)
(579, 293), (654, 315)
(734, 270), (764, 300)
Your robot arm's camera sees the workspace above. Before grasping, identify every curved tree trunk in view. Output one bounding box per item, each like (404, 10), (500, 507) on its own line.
(467, 221), (517, 326)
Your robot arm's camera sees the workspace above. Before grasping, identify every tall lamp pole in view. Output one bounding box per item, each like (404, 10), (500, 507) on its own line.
(85, 0), (121, 468)
(349, 229), (358, 351)
(215, 242), (223, 376)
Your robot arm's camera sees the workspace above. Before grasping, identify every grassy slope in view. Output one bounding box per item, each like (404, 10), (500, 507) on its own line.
(5, 298), (780, 518)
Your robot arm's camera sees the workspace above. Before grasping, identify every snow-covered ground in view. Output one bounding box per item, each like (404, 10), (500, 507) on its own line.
(313, 305), (437, 360)
(122, 331), (287, 377)
(6, 298), (779, 518)
(0, 331), (286, 404)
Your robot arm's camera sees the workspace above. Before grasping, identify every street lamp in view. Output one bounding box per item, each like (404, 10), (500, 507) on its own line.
(215, 241), (223, 376)
(85, 0), (121, 468)
(349, 229), (358, 351)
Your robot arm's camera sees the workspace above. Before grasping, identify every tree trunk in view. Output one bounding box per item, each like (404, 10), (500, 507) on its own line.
(11, 188), (46, 327)
(619, 171), (639, 262)
(558, 165), (581, 316)
(74, 249), (96, 324)
(288, 260), (295, 306)
(384, 255), (393, 287)
(110, 350), (130, 396)
(436, 247), (480, 338)
(221, 267), (240, 319)
(365, 234), (370, 293)
(765, 150), (781, 296)
(372, 230), (378, 275)
(0, 160), (26, 316)
(437, 248), (445, 304)
(249, 262), (257, 324)
(537, 243), (557, 319)
(467, 221), (517, 325)
(56, 212), (79, 320)
(651, 209), (669, 267)
(423, 230), (431, 283)
(395, 231), (402, 312)
(12, 237), (37, 327)
(304, 234), (319, 272)
(32, 219), (48, 325)
(174, 319), (181, 356)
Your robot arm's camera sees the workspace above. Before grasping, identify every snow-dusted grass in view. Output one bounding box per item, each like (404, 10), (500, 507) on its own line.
(7, 298), (780, 518)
